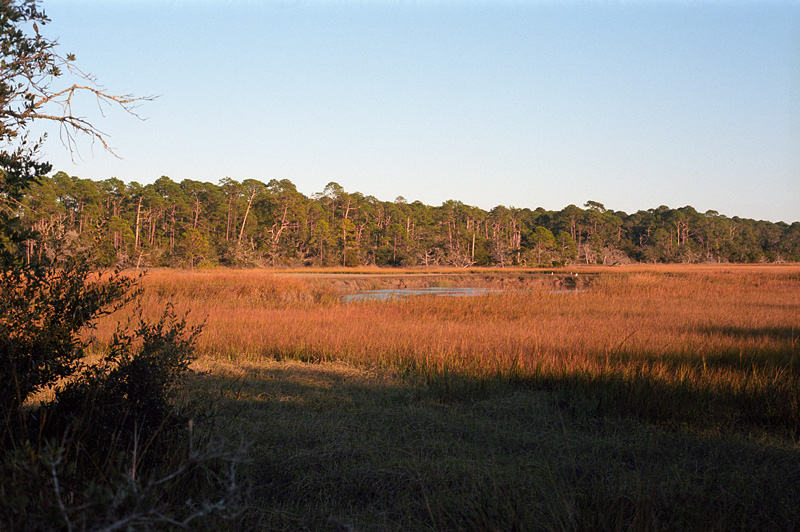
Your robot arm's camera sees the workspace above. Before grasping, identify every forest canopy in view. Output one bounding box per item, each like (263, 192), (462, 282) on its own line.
(19, 172), (800, 268)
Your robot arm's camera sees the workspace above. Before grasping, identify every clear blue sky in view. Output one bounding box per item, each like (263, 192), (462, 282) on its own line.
(35, 0), (800, 222)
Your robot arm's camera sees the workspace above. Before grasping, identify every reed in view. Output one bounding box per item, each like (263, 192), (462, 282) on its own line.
(96, 265), (800, 440)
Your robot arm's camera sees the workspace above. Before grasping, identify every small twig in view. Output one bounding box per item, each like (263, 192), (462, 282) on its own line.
(46, 443), (74, 532)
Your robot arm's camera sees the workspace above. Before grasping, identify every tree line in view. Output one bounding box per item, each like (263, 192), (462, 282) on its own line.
(18, 172), (800, 268)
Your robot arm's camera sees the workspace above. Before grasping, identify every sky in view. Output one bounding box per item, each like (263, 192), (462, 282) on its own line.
(31, 0), (800, 223)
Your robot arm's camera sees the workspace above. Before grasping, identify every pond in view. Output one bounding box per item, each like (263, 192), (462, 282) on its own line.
(342, 287), (585, 302)
(342, 287), (500, 302)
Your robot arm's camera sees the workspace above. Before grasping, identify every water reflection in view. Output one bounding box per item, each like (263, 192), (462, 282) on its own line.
(343, 287), (500, 302)
(343, 287), (585, 302)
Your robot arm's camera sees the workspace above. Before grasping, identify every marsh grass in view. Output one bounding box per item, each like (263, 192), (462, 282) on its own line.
(92, 265), (800, 530)
(187, 358), (800, 531)
(104, 266), (800, 440)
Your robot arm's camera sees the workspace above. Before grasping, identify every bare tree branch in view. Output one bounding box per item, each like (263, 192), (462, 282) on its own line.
(1, 5), (154, 162)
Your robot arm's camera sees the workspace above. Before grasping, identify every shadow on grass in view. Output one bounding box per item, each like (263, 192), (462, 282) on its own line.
(570, 328), (800, 439)
(606, 324), (799, 373)
(187, 360), (800, 532)
(519, 369), (799, 441)
(700, 325), (799, 343)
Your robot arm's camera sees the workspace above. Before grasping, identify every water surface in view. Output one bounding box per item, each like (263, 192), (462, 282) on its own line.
(343, 287), (500, 302)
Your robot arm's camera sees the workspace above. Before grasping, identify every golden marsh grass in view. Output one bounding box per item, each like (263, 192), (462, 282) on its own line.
(87, 265), (800, 530)
(100, 265), (800, 438)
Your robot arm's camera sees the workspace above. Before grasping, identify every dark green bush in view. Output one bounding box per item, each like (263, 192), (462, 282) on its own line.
(0, 259), (138, 437)
(0, 261), (246, 531)
(48, 304), (202, 454)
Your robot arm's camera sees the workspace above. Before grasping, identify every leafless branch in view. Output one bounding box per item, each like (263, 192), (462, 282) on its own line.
(2, 45), (156, 161)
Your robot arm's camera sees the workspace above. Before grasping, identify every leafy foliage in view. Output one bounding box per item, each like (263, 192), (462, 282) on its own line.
(49, 304), (202, 453)
(0, 259), (137, 433)
(0, 2), (241, 529)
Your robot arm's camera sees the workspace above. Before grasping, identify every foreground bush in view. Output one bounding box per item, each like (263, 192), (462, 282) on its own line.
(0, 260), (244, 530)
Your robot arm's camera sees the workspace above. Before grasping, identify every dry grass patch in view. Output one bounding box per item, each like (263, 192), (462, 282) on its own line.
(100, 265), (800, 440)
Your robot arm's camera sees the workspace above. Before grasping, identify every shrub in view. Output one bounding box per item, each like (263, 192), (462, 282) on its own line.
(0, 259), (244, 531)
(0, 259), (138, 437)
(0, 248), (243, 531)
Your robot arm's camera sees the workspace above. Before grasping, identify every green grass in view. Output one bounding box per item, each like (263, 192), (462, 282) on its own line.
(188, 359), (800, 531)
